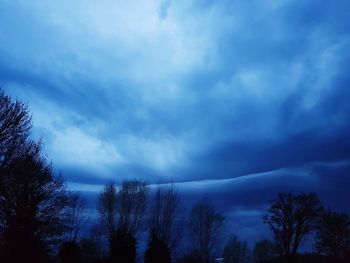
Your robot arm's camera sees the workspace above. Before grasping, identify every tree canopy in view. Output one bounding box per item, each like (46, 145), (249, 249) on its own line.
(315, 210), (350, 259)
(0, 88), (68, 263)
(263, 192), (323, 256)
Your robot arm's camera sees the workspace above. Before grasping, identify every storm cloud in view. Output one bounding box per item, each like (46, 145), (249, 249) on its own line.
(1, 0), (350, 244)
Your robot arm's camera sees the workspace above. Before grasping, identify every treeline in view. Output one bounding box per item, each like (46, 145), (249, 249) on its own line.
(1, 88), (350, 263)
(81, 186), (350, 263)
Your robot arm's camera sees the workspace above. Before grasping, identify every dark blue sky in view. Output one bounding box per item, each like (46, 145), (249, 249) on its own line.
(1, 0), (350, 246)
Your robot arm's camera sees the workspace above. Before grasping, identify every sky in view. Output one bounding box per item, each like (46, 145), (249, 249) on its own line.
(1, 0), (350, 246)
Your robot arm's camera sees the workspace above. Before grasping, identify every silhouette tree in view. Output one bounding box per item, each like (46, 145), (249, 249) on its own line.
(263, 192), (323, 257)
(97, 180), (148, 263)
(79, 237), (104, 263)
(189, 201), (225, 263)
(0, 89), (68, 263)
(110, 229), (137, 263)
(0, 88), (31, 162)
(314, 210), (350, 259)
(64, 192), (88, 243)
(97, 183), (118, 238)
(79, 225), (105, 263)
(222, 235), (251, 263)
(144, 235), (171, 263)
(253, 239), (280, 263)
(59, 193), (87, 263)
(116, 180), (148, 236)
(148, 183), (181, 260)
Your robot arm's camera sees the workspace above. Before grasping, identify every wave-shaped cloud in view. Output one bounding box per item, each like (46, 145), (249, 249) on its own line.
(1, 0), (350, 195)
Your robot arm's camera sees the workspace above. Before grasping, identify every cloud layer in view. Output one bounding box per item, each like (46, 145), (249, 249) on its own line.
(1, 0), (350, 244)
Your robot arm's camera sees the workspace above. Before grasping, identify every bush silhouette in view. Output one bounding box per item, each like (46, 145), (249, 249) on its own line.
(109, 229), (137, 263)
(144, 235), (171, 263)
(1, 227), (49, 263)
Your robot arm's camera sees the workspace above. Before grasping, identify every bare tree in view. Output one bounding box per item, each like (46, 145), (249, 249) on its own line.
(0, 141), (67, 259)
(149, 184), (181, 248)
(97, 183), (118, 237)
(253, 239), (280, 263)
(116, 180), (148, 235)
(0, 89), (69, 262)
(263, 192), (323, 256)
(315, 210), (350, 259)
(97, 181), (149, 235)
(0, 88), (31, 163)
(223, 235), (251, 263)
(64, 192), (87, 242)
(189, 201), (225, 263)
(97, 180), (148, 263)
